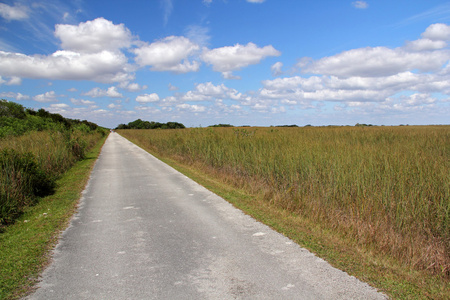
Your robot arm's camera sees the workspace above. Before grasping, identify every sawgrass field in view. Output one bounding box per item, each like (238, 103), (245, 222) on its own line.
(119, 125), (449, 299)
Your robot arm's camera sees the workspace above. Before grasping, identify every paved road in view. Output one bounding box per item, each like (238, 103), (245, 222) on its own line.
(28, 132), (386, 299)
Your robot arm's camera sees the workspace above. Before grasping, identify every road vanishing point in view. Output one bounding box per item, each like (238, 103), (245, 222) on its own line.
(27, 132), (387, 300)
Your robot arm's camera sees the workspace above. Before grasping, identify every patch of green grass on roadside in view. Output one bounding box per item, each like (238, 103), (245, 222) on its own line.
(0, 135), (107, 300)
(127, 137), (449, 300)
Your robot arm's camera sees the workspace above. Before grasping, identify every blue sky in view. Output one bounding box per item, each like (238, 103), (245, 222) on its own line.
(1, 0), (450, 128)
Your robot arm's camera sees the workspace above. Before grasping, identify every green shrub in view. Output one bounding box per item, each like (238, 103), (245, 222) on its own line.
(68, 136), (88, 159)
(0, 99), (108, 139)
(0, 149), (55, 224)
(0, 100), (26, 119)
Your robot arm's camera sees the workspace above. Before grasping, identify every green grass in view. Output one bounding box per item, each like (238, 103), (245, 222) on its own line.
(118, 126), (450, 299)
(0, 134), (107, 300)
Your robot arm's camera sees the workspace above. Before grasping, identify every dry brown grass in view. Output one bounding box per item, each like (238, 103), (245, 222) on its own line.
(118, 126), (450, 279)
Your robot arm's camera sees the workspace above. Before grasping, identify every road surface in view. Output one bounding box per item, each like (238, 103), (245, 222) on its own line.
(27, 132), (386, 299)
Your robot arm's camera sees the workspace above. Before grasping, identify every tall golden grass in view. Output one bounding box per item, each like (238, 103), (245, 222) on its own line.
(118, 126), (449, 277)
(1, 130), (102, 176)
(0, 130), (105, 224)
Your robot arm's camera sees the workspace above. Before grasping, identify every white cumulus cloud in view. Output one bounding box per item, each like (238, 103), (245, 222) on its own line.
(0, 17), (134, 83)
(0, 92), (30, 101)
(70, 98), (96, 106)
(202, 42), (281, 78)
(258, 70), (446, 105)
(300, 46), (449, 78)
(176, 103), (206, 112)
(33, 91), (59, 103)
(133, 36), (200, 73)
(253, 23), (450, 113)
(422, 23), (450, 41)
(405, 39), (447, 52)
(299, 24), (450, 78)
(55, 18), (133, 53)
(181, 82), (242, 101)
(118, 82), (148, 92)
(84, 86), (123, 98)
(50, 103), (70, 109)
(0, 49), (130, 83)
(136, 93), (160, 103)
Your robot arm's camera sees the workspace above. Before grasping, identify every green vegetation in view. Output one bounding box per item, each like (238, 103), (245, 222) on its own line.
(118, 126), (450, 299)
(208, 124), (234, 127)
(0, 149), (55, 224)
(0, 99), (108, 226)
(0, 99), (108, 299)
(0, 99), (100, 138)
(0, 135), (107, 300)
(115, 119), (185, 129)
(275, 124), (299, 127)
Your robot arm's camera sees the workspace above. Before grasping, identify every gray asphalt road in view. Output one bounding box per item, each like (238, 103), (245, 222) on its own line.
(27, 132), (386, 299)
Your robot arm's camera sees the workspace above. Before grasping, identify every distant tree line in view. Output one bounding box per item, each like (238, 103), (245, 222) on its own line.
(116, 119), (185, 130)
(208, 124), (234, 127)
(275, 124), (299, 127)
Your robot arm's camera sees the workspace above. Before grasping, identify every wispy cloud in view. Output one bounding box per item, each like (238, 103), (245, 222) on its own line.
(161, 0), (173, 26)
(204, 0), (266, 5)
(0, 3), (29, 21)
(185, 25), (211, 47)
(395, 3), (450, 27)
(352, 1), (368, 9)
(0, 39), (19, 52)
(271, 62), (283, 76)
(0, 1), (87, 52)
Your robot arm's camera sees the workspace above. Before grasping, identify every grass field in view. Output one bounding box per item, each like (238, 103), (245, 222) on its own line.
(118, 125), (449, 299)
